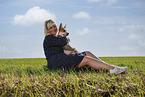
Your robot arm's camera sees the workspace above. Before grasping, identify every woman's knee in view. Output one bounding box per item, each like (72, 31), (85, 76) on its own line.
(85, 51), (91, 55)
(76, 56), (90, 68)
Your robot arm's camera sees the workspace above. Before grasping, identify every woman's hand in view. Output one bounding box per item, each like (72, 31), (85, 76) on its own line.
(66, 36), (70, 42)
(71, 49), (78, 54)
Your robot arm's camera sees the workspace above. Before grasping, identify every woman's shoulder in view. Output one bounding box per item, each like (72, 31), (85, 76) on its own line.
(45, 35), (67, 41)
(44, 35), (59, 43)
(45, 35), (55, 39)
(45, 35), (54, 38)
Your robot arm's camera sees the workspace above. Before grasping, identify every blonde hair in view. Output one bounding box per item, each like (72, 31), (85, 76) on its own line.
(44, 19), (56, 36)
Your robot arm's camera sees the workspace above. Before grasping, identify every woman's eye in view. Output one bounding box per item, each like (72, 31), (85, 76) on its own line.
(49, 27), (52, 29)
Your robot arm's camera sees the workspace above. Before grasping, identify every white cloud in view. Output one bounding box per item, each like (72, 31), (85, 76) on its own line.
(76, 28), (91, 35)
(93, 16), (129, 26)
(0, 46), (6, 53)
(118, 25), (145, 34)
(138, 41), (145, 47)
(133, 1), (145, 8)
(73, 12), (91, 20)
(119, 46), (137, 51)
(128, 34), (140, 40)
(110, 6), (128, 9)
(106, 0), (117, 5)
(87, 0), (100, 2)
(0, 45), (23, 58)
(118, 46), (139, 55)
(13, 6), (56, 26)
(87, 0), (117, 5)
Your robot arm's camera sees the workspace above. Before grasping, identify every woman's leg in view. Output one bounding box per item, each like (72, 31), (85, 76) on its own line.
(76, 56), (128, 74)
(76, 56), (114, 70)
(85, 51), (105, 63)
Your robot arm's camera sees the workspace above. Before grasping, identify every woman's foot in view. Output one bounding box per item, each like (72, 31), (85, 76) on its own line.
(110, 66), (128, 74)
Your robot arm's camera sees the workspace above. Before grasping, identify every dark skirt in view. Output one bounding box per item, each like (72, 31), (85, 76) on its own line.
(47, 52), (86, 69)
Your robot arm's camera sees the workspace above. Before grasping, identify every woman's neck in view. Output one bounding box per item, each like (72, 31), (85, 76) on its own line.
(46, 33), (51, 35)
(46, 33), (56, 36)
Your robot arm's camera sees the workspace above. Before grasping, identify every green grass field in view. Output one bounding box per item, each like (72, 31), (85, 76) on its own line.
(0, 57), (145, 97)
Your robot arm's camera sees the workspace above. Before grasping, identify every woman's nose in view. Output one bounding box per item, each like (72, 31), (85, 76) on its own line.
(52, 27), (55, 30)
(53, 26), (56, 29)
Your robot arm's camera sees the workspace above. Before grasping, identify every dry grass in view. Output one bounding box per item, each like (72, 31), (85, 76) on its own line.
(0, 57), (145, 97)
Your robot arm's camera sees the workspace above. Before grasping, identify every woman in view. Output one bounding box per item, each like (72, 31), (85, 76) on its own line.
(43, 19), (128, 74)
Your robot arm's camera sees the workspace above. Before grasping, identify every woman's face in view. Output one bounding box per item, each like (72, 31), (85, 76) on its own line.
(47, 24), (57, 35)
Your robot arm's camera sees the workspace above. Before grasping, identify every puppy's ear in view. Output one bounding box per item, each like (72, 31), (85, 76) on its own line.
(59, 23), (62, 32)
(67, 37), (70, 42)
(64, 25), (66, 28)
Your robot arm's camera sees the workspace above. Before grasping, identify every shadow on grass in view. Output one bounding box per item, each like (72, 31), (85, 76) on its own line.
(43, 65), (108, 74)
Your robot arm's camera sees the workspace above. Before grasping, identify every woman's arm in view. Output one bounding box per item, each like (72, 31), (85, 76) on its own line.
(46, 35), (68, 47)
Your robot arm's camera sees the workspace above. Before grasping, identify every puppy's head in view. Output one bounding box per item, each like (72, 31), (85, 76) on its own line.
(57, 23), (69, 37)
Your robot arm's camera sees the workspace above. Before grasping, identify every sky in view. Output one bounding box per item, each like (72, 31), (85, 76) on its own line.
(0, 0), (145, 58)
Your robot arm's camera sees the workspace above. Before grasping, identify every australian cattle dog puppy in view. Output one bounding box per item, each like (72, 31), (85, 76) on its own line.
(57, 23), (78, 55)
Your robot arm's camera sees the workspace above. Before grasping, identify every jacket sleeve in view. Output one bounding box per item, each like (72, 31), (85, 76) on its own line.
(46, 35), (68, 47)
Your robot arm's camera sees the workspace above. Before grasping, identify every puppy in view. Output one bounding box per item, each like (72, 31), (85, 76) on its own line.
(57, 23), (78, 55)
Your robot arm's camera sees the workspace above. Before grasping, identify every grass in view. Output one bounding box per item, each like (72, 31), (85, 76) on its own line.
(0, 57), (145, 97)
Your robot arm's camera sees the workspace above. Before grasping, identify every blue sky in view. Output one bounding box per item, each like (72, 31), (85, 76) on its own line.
(0, 0), (145, 58)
